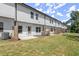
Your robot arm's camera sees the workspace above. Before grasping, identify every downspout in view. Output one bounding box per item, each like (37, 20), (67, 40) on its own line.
(11, 3), (18, 40)
(42, 15), (46, 35)
(44, 15), (46, 31)
(44, 15), (46, 35)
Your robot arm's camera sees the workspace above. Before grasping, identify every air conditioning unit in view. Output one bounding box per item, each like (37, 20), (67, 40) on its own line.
(0, 32), (9, 40)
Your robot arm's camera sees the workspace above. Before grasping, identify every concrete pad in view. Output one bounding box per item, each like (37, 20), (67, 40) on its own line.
(20, 36), (38, 40)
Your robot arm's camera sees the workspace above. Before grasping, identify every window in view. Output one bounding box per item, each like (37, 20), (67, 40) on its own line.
(50, 19), (51, 23)
(28, 26), (31, 32)
(30, 12), (34, 19)
(58, 23), (60, 26)
(52, 20), (53, 24)
(36, 27), (41, 32)
(36, 27), (38, 32)
(50, 19), (53, 24)
(0, 22), (3, 32)
(18, 26), (22, 33)
(38, 27), (41, 32)
(51, 28), (53, 31)
(36, 14), (39, 20)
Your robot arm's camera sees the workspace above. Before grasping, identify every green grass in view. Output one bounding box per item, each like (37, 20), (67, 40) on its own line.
(0, 33), (79, 56)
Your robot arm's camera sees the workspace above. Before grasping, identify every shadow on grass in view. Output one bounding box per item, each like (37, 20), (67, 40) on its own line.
(63, 33), (79, 42)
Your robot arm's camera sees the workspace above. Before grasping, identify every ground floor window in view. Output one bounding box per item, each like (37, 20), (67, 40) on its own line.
(18, 26), (22, 33)
(28, 26), (31, 33)
(0, 22), (3, 32)
(51, 28), (53, 32)
(36, 27), (41, 32)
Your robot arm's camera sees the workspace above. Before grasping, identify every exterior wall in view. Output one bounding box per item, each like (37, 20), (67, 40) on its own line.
(45, 17), (54, 27)
(18, 22), (43, 39)
(0, 3), (67, 29)
(0, 17), (14, 37)
(0, 3), (45, 25)
(17, 4), (45, 25)
(0, 17), (43, 39)
(0, 3), (67, 39)
(45, 26), (54, 34)
(0, 3), (15, 18)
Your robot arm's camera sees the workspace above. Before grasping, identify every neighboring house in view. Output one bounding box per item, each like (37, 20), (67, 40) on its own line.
(0, 3), (67, 40)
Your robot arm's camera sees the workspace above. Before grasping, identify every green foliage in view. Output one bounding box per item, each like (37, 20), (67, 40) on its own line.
(67, 11), (79, 33)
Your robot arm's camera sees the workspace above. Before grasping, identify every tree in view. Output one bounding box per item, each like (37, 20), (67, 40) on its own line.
(70, 11), (79, 33)
(65, 11), (79, 33)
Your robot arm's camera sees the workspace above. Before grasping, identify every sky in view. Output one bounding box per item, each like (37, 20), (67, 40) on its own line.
(27, 3), (79, 22)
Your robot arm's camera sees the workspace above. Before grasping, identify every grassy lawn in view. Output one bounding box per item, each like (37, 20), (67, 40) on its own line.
(0, 33), (79, 56)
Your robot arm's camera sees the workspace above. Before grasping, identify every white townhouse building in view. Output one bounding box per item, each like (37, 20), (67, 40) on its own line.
(0, 3), (67, 40)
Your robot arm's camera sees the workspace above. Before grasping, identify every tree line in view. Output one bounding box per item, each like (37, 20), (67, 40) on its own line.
(66, 11), (79, 33)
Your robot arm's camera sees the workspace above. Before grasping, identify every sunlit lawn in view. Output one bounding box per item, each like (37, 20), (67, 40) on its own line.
(0, 33), (79, 56)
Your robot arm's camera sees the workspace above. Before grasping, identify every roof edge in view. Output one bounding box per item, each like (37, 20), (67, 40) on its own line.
(20, 3), (66, 26)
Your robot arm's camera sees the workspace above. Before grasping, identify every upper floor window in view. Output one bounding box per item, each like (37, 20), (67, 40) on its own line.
(30, 12), (34, 19)
(52, 20), (53, 24)
(50, 19), (51, 23)
(36, 14), (39, 20)
(58, 23), (60, 26)
(0, 22), (3, 32)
